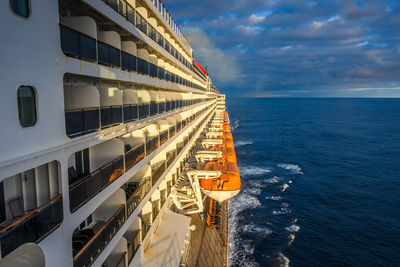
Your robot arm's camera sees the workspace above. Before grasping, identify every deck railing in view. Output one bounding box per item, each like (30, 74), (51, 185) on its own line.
(123, 103), (138, 122)
(65, 107), (100, 137)
(0, 195), (63, 257)
(69, 156), (124, 212)
(100, 105), (123, 128)
(125, 144), (145, 170)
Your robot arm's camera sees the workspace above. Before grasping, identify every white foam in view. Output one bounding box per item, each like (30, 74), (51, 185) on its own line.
(282, 183), (290, 192)
(277, 253), (290, 267)
(267, 176), (280, 184)
(239, 166), (271, 176)
(243, 223), (272, 237)
(278, 163), (303, 174)
(272, 206), (291, 215)
(228, 193), (262, 266)
(289, 234), (296, 244)
(235, 140), (254, 147)
(247, 187), (262, 195)
(285, 224), (300, 233)
(265, 196), (282, 201)
(231, 119), (240, 132)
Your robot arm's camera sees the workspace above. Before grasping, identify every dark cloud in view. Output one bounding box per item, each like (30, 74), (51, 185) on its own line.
(166, 0), (400, 97)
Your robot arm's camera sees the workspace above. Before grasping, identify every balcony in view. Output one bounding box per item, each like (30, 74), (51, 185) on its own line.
(69, 139), (124, 212)
(151, 161), (166, 186)
(0, 195), (63, 257)
(125, 176), (152, 218)
(65, 107), (100, 137)
(100, 105), (123, 128)
(141, 213), (151, 239)
(73, 205), (126, 267)
(59, 23), (96, 62)
(166, 150), (176, 168)
(145, 135), (159, 156)
(127, 230), (140, 264)
(124, 144), (145, 170)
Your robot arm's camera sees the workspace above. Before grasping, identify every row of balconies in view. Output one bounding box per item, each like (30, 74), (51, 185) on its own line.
(64, 82), (213, 138)
(0, 100), (214, 263)
(71, 107), (212, 267)
(101, 0), (192, 71)
(59, 15), (206, 91)
(68, 105), (211, 212)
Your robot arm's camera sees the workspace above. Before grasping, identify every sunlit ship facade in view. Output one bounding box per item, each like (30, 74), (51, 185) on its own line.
(0, 1), (239, 266)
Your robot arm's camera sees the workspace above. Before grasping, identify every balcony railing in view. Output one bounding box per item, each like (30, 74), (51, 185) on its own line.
(125, 144), (145, 170)
(123, 104), (138, 123)
(69, 156), (124, 212)
(159, 130), (168, 146)
(101, 105), (123, 128)
(149, 101), (158, 116)
(169, 126), (175, 138)
(160, 190), (166, 207)
(137, 58), (149, 75)
(151, 161), (166, 186)
(73, 205), (125, 267)
(138, 103), (149, 119)
(127, 230), (141, 264)
(146, 136), (159, 155)
(126, 177), (152, 217)
(176, 142), (184, 155)
(98, 41), (121, 68)
(121, 51), (137, 72)
(158, 102), (166, 113)
(149, 63), (157, 77)
(141, 213), (151, 239)
(152, 201), (159, 223)
(65, 107), (100, 137)
(60, 25), (97, 62)
(0, 195), (63, 257)
(166, 150), (176, 168)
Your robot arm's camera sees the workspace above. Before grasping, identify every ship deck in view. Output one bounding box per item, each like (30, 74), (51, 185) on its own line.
(183, 198), (228, 267)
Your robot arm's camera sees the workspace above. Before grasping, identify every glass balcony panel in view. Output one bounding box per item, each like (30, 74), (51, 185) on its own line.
(65, 108), (100, 137)
(165, 101), (171, 112)
(0, 195), (63, 257)
(125, 144), (145, 170)
(149, 63), (157, 77)
(123, 104), (138, 122)
(151, 161), (166, 186)
(149, 101), (158, 116)
(158, 102), (165, 113)
(138, 103), (149, 119)
(166, 150), (176, 167)
(69, 156), (124, 212)
(127, 4), (135, 24)
(168, 126), (175, 138)
(60, 26), (80, 57)
(146, 136), (158, 155)
(101, 106), (122, 128)
(126, 177), (151, 217)
(127, 231), (141, 264)
(137, 58), (149, 75)
(159, 130), (168, 146)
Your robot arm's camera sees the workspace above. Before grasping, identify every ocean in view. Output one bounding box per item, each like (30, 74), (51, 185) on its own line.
(226, 98), (400, 267)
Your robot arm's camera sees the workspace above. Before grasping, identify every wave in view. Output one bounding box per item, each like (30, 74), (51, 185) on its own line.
(243, 223), (272, 237)
(272, 206), (291, 215)
(285, 224), (300, 233)
(277, 163), (303, 174)
(239, 166), (271, 176)
(265, 196), (283, 201)
(235, 140), (254, 147)
(231, 119), (240, 132)
(228, 193), (262, 266)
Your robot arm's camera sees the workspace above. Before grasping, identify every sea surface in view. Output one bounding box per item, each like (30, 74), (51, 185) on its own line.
(226, 98), (400, 267)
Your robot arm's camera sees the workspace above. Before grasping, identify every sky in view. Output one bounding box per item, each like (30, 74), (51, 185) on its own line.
(165, 0), (400, 97)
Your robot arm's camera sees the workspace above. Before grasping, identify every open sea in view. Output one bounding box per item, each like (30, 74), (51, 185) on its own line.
(226, 98), (400, 267)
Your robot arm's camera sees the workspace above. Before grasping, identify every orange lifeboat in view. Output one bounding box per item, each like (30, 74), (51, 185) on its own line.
(211, 144), (237, 163)
(200, 158), (241, 202)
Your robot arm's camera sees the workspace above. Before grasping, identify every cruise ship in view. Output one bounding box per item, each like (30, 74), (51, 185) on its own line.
(0, 0), (240, 266)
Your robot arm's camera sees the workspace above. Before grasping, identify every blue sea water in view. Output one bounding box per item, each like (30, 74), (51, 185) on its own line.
(226, 98), (400, 267)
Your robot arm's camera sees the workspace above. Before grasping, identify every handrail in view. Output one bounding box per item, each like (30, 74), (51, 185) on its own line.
(100, 105), (123, 108)
(65, 106), (100, 112)
(69, 155), (124, 189)
(126, 143), (144, 155)
(73, 204), (125, 261)
(0, 194), (62, 235)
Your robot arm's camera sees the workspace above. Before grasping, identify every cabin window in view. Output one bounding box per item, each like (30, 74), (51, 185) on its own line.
(10, 0), (29, 17)
(17, 86), (37, 127)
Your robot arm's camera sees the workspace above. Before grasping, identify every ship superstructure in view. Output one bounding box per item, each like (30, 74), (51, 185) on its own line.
(0, 1), (239, 266)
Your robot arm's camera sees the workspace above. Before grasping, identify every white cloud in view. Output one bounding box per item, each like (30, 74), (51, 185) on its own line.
(249, 14), (265, 24)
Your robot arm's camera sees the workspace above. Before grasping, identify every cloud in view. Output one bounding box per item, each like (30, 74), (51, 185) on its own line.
(165, 0), (400, 97)
(184, 27), (240, 85)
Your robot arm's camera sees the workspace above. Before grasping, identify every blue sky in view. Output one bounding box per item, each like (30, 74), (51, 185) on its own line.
(166, 0), (400, 97)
